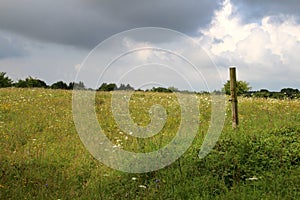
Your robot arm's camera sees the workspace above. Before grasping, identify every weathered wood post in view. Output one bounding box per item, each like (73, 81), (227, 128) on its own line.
(230, 67), (238, 128)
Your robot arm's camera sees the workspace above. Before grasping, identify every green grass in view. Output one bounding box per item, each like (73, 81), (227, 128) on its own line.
(0, 88), (299, 199)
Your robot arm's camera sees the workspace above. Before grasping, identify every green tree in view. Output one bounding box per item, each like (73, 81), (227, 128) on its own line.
(98, 83), (117, 91)
(168, 86), (179, 92)
(117, 83), (134, 90)
(280, 88), (299, 98)
(51, 81), (68, 89)
(15, 77), (48, 88)
(0, 72), (13, 87)
(223, 80), (252, 95)
(151, 87), (172, 93)
(68, 81), (85, 90)
(68, 82), (75, 90)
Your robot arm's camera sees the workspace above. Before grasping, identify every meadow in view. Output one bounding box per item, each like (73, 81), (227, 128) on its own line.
(0, 88), (299, 199)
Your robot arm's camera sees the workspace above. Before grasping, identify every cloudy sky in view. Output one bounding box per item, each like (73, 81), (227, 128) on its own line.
(0, 0), (299, 91)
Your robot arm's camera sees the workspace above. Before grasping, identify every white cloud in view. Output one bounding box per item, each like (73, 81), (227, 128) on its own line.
(198, 0), (300, 90)
(122, 37), (154, 62)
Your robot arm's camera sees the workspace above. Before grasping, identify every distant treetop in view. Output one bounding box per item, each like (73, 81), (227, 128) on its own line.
(0, 72), (13, 87)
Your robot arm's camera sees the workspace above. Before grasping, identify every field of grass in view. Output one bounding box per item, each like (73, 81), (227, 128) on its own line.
(0, 88), (299, 199)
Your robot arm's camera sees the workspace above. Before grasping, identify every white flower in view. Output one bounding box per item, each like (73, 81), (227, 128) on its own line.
(131, 177), (137, 181)
(138, 185), (147, 189)
(247, 176), (258, 181)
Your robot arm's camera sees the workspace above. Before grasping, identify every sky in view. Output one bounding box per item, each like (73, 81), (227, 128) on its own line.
(0, 0), (300, 91)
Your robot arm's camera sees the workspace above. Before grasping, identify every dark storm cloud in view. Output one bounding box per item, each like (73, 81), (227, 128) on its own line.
(0, 0), (220, 49)
(231, 0), (300, 23)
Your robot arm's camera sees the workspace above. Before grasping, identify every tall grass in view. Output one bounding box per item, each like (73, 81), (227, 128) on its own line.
(0, 88), (299, 199)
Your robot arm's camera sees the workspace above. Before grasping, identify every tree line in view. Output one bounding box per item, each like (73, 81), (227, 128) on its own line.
(223, 80), (300, 99)
(0, 72), (177, 92)
(1, 72), (299, 99)
(244, 88), (300, 99)
(0, 72), (86, 90)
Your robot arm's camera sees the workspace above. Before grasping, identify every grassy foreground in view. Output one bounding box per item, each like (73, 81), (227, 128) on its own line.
(0, 88), (299, 199)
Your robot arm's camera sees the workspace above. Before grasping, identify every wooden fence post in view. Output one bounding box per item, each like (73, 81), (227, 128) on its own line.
(230, 67), (238, 128)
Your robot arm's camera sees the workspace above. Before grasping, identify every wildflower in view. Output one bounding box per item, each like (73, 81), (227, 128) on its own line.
(247, 176), (258, 181)
(131, 177), (137, 181)
(138, 185), (147, 189)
